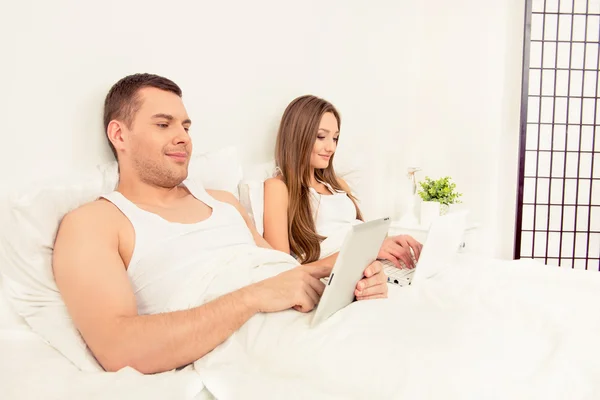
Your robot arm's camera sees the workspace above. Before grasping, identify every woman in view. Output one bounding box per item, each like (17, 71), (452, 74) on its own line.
(263, 94), (423, 299)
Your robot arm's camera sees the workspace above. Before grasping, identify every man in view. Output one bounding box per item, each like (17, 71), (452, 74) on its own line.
(52, 73), (390, 375)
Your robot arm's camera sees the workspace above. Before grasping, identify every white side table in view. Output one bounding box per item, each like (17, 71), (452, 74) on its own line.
(388, 220), (480, 253)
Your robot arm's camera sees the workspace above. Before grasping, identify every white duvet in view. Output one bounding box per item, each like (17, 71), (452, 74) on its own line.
(0, 315), (211, 400)
(158, 243), (600, 400)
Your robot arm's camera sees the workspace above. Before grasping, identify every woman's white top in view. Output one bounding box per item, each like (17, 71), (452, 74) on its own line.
(309, 181), (361, 238)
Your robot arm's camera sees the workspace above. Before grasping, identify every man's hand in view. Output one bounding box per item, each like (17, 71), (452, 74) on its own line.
(355, 261), (388, 301)
(245, 265), (332, 313)
(378, 235), (423, 269)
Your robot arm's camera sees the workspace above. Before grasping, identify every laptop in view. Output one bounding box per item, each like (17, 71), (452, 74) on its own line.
(382, 211), (468, 287)
(311, 217), (391, 327)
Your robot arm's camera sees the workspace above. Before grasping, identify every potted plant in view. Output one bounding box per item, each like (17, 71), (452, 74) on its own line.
(417, 176), (463, 226)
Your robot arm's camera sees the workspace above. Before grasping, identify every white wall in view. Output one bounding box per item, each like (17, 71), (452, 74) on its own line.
(405, 0), (526, 259)
(0, 0), (525, 259)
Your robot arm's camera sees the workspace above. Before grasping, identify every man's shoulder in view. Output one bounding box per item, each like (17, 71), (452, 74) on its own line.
(59, 198), (123, 232)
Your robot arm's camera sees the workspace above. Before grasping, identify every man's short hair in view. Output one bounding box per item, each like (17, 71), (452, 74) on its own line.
(103, 73), (183, 159)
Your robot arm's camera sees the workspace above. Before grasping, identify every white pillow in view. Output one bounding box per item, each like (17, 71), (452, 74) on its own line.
(0, 146), (243, 371)
(239, 156), (365, 236)
(187, 146), (244, 199)
(237, 160), (276, 234)
(238, 180), (266, 234)
(0, 279), (28, 330)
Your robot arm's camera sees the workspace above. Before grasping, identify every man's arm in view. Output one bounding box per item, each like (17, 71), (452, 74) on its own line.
(52, 201), (329, 374)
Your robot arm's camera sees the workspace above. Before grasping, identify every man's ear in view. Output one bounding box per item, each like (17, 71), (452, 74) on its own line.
(107, 120), (126, 154)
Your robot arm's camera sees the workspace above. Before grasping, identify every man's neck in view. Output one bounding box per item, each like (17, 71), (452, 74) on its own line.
(116, 175), (185, 207)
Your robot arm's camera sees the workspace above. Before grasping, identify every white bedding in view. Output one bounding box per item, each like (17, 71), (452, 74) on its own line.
(3, 246), (600, 400)
(0, 283), (212, 400)
(160, 246), (600, 400)
(0, 325), (214, 400)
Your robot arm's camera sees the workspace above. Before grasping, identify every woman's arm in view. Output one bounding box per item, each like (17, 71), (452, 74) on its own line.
(304, 252), (339, 267)
(263, 177), (292, 254)
(263, 178), (351, 271)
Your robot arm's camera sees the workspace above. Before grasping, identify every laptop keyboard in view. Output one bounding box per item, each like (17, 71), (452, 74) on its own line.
(380, 259), (415, 286)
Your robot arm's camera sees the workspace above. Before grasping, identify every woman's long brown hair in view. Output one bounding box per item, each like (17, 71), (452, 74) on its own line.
(275, 95), (364, 264)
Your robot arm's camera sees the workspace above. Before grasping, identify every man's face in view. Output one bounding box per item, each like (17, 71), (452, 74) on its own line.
(121, 87), (193, 188)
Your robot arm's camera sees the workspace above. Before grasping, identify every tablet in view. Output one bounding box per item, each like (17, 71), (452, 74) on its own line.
(311, 217), (391, 327)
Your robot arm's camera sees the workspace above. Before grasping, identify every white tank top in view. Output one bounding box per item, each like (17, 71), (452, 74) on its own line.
(309, 181), (361, 238)
(101, 180), (256, 315)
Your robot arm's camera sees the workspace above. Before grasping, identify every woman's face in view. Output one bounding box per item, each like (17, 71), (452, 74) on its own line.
(310, 112), (339, 170)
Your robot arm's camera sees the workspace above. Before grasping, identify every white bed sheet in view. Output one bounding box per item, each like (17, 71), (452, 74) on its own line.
(190, 252), (600, 400)
(3, 254), (600, 399)
(0, 325), (214, 400)
(0, 283), (213, 400)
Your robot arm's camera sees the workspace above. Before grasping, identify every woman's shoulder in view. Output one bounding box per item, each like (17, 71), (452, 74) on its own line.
(264, 176), (288, 196)
(335, 176), (352, 193)
(265, 175), (286, 186)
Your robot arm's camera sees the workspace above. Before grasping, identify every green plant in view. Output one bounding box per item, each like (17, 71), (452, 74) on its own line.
(417, 176), (463, 205)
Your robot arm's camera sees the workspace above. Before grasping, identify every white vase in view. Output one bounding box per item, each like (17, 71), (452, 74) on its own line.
(440, 203), (450, 215)
(420, 201), (441, 228)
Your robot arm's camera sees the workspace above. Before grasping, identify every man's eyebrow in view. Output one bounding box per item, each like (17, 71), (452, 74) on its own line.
(151, 114), (191, 125)
(151, 113), (174, 120)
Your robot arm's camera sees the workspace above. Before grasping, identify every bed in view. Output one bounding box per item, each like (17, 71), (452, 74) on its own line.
(0, 275), (215, 399)
(1, 147), (600, 399)
(3, 253), (600, 399)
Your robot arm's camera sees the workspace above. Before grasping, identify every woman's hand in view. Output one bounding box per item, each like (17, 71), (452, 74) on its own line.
(378, 235), (423, 269)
